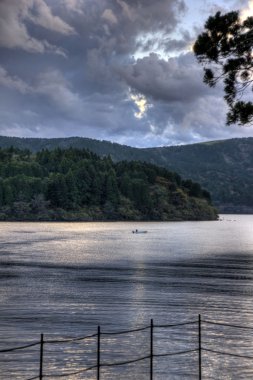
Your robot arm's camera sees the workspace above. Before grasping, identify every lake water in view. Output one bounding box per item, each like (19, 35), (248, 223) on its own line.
(1, 216), (253, 379)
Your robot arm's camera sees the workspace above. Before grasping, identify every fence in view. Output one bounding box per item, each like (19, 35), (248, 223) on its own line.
(2, 315), (253, 379)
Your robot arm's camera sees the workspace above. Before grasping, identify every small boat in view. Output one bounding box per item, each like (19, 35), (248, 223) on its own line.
(132, 229), (148, 234)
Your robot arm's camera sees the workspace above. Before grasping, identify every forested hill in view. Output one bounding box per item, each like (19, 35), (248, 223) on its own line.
(0, 136), (252, 213)
(0, 147), (217, 221)
(145, 138), (253, 213)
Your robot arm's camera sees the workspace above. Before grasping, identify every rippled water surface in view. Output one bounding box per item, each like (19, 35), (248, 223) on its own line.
(1, 216), (253, 379)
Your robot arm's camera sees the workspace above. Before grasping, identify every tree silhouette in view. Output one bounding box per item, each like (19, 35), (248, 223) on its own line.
(194, 11), (253, 125)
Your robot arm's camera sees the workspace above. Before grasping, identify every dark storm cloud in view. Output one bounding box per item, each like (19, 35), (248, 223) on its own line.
(118, 52), (208, 103)
(0, 0), (252, 147)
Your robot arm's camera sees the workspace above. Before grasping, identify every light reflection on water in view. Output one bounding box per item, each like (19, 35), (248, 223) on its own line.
(0, 216), (253, 378)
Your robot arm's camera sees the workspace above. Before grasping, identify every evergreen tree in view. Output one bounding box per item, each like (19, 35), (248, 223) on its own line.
(47, 174), (68, 208)
(0, 147), (217, 221)
(104, 169), (119, 205)
(65, 170), (79, 209)
(194, 10), (253, 125)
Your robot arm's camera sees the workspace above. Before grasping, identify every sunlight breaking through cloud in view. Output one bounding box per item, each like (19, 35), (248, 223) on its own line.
(130, 93), (150, 119)
(240, 0), (253, 21)
(1, 0), (253, 146)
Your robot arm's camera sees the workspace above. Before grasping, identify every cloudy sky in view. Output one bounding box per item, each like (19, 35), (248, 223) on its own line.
(1, 0), (253, 147)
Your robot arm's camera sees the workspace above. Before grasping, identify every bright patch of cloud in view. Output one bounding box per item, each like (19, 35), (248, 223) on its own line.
(240, 0), (253, 21)
(130, 93), (150, 119)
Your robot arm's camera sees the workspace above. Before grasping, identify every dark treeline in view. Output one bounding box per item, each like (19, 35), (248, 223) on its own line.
(0, 136), (252, 213)
(0, 147), (217, 221)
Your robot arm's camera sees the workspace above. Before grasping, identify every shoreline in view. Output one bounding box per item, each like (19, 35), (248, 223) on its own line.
(0, 217), (219, 223)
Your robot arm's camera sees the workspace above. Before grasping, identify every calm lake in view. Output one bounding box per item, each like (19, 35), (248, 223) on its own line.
(1, 216), (253, 379)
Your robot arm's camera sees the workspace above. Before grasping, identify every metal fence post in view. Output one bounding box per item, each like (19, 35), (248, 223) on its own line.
(97, 326), (101, 380)
(198, 315), (202, 380)
(150, 319), (153, 380)
(39, 334), (44, 380)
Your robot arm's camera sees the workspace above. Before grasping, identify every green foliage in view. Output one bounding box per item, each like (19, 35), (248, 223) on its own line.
(0, 135), (252, 212)
(47, 174), (68, 208)
(0, 147), (217, 221)
(194, 11), (253, 125)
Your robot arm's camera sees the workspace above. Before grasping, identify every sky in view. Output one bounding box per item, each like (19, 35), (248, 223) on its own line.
(0, 0), (253, 147)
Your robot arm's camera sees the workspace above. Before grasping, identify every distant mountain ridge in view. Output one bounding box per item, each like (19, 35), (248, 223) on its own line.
(0, 135), (252, 213)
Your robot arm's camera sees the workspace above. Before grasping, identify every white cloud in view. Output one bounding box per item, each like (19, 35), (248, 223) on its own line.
(240, 0), (253, 21)
(130, 93), (150, 119)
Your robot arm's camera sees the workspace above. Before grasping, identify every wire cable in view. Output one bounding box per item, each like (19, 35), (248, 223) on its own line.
(203, 347), (253, 360)
(43, 365), (97, 378)
(154, 348), (198, 358)
(0, 342), (39, 353)
(203, 319), (253, 331)
(45, 333), (98, 344)
(155, 321), (198, 328)
(101, 325), (150, 336)
(101, 355), (150, 367)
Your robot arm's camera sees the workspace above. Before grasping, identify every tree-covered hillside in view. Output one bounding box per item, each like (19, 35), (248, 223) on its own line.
(0, 136), (251, 212)
(145, 139), (253, 213)
(0, 147), (217, 221)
